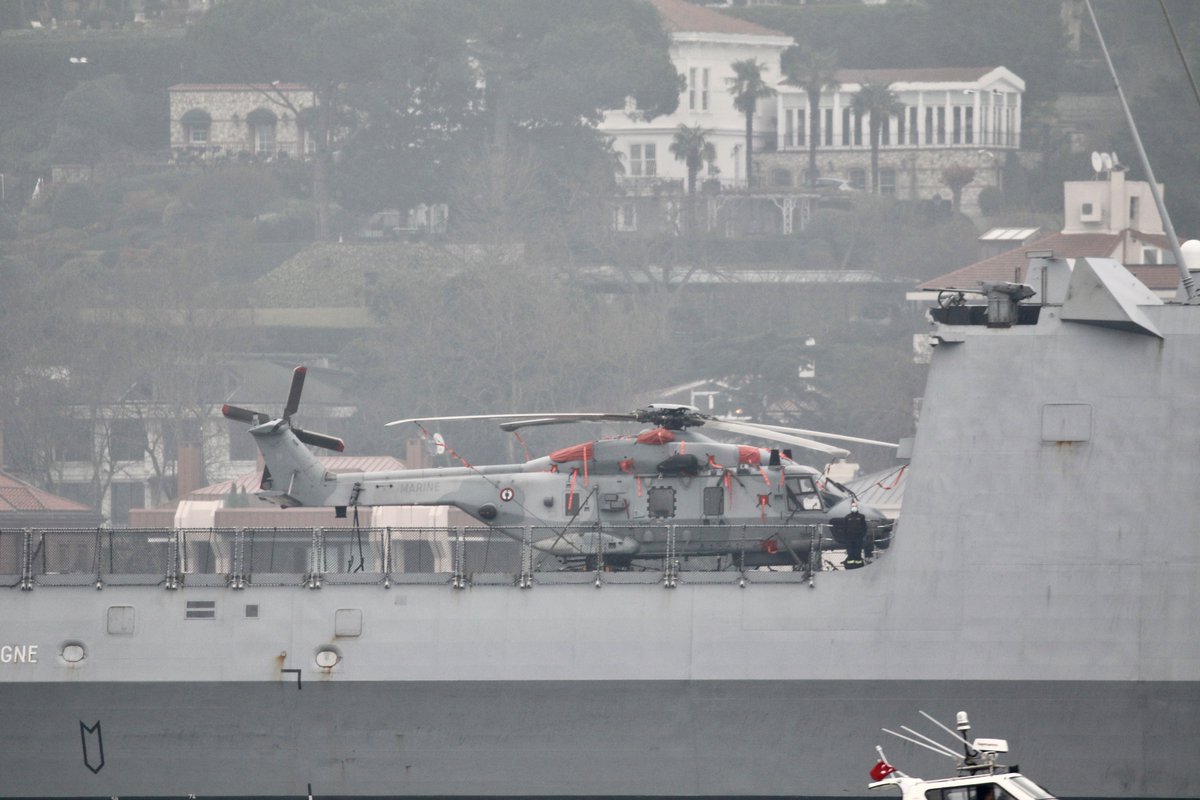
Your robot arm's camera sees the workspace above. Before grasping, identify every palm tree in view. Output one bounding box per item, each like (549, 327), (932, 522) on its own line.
(669, 124), (716, 196)
(782, 46), (840, 186)
(726, 59), (774, 187)
(850, 81), (903, 194)
(670, 124), (716, 234)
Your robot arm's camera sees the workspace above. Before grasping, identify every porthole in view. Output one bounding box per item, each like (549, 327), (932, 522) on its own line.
(315, 647), (341, 669)
(62, 643), (86, 663)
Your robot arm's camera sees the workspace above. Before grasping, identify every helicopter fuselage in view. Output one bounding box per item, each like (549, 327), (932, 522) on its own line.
(249, 422), (884, 567)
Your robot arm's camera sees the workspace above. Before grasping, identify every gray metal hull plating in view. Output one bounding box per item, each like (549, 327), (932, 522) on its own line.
(4, 676), (1198, 798)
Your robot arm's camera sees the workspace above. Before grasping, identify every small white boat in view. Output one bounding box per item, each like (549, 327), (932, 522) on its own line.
(868, 712), (1058, 800)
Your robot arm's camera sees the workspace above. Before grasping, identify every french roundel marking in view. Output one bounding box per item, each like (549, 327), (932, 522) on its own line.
(500, 487), (515, 502)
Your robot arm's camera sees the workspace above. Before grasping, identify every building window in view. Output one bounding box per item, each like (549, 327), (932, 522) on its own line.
(848, 168), (866, 190)
(180, 108), (212, 149)
(953, 107), (962, 144)
(615, 203), (637, 232)
(880, 113), (890, 146)
(1142, 248), (1158, 264)
(879, 167), (897, 196)
(254, 123), (275, 155)
(785, 109), (794, 147)
(797, 109), (806, 147)
(1129, 196), (1140, 227)
(908, 106), (918, 145)
(895, 107), (905, 146)
(823, 108), (833, 146)
(228, 425), (257, 461)
(925, 106), (934, 145)
(936, 107), (946, 145)
(965, 107), (974, 144)
(247, 108), (278, 156)
(56, 419), (93, 462)
(109, 419), (147, 462)
(841, 107), (852, 146)
(770, 168), (792, 187)
(630, 143), (656, 177)
(687, 68), (709, 111)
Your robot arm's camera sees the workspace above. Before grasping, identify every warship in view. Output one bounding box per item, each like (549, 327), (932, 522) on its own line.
(1, 247), (1198, 799)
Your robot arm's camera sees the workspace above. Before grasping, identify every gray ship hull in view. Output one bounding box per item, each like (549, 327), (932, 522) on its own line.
(3, 263), (1200, 798)
(4, 677), (1199, 797)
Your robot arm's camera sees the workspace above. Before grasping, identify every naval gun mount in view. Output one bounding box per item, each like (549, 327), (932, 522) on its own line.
(930, 281), (1039, 328)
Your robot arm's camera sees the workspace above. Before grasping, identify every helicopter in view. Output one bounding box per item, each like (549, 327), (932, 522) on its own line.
(223, 366), (897, 570)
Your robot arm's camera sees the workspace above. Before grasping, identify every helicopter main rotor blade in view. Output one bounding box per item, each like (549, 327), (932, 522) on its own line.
(283, 366), (307, 420)
(704, 419), (851, 458)
(386, 411), (638, 428)
(498, 413), (641, 431)
(716, 419), (899, 449)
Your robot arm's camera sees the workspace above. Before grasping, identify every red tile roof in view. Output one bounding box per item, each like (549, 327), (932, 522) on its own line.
(0, 473), (91, 513)
(919, 230), (1182, 291)
(649, 0), (786, 37)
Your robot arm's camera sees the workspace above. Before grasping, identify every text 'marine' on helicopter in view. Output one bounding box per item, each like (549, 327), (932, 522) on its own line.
(223, 367), (898, 570)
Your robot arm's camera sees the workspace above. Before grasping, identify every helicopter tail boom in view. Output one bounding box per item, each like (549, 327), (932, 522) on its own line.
(247, 420), (338, 507)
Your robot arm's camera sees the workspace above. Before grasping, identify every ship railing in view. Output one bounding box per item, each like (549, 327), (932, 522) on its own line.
(0, 523), (869, 589)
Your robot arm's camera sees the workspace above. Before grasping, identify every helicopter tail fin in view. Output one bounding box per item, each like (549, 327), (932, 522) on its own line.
(245, 420), (335, 507)
(221, 366), (344, 508)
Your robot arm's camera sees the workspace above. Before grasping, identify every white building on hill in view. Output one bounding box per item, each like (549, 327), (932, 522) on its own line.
(599, 0), (792, 191)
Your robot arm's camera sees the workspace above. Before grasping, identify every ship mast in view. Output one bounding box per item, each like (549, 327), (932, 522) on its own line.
(1084, 0), (1197, 302)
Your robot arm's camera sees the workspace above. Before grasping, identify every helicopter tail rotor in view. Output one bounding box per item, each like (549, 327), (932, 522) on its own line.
(222, 365), (345, 452)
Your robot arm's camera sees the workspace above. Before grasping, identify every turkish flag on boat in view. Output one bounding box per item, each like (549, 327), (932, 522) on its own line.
(870, 760), (896, 781)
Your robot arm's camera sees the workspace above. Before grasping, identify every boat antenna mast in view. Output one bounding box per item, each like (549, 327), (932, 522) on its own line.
(882, 710), (1010, 776)
(1084, 0), (1197, 302)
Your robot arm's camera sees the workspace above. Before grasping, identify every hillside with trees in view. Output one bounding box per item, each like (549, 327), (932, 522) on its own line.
(1, 0), (1197, 508)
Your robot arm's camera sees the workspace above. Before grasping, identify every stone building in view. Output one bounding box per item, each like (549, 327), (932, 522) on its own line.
(168, 83), (316, 160)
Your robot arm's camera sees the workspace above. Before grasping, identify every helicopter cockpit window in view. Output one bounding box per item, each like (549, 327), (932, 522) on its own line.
(784, 476), (822, 511)
(648, 486), (676, 518)
(702, 486), (724, 517)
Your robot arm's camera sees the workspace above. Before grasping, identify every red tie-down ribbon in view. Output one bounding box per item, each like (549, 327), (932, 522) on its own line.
(870, 760), (896, 781)
(568, 469), (578, 511)
(757, 493), (770, 522)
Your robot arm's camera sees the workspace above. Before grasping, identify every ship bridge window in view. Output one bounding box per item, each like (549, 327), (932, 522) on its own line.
(648, 486), (676, 518)
(784, 476), (822, 511)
